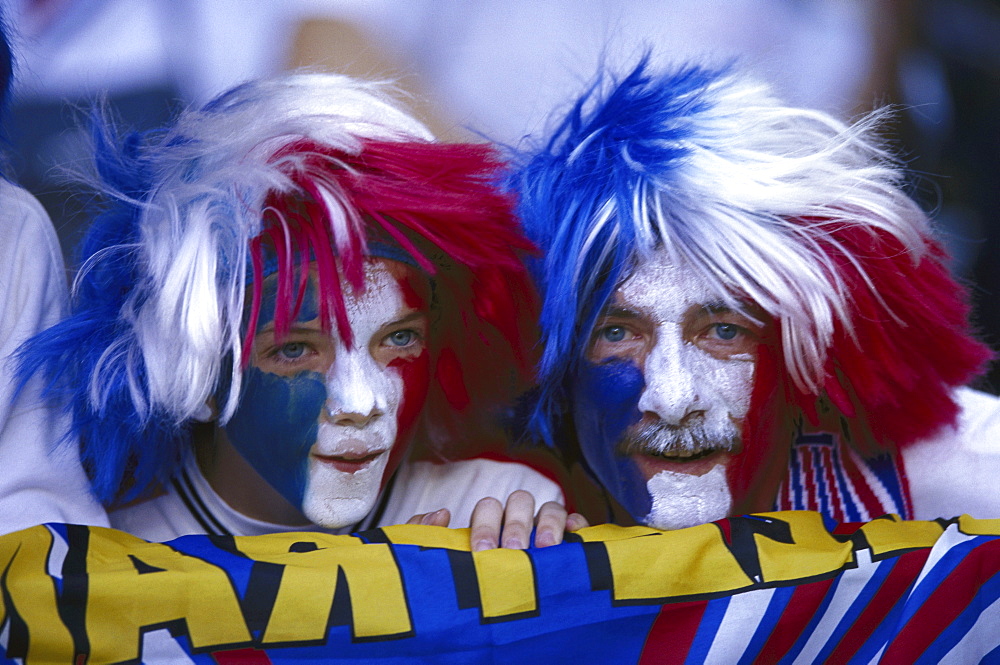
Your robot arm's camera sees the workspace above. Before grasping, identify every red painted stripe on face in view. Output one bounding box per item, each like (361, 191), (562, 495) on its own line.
(384, 350), (431, 484)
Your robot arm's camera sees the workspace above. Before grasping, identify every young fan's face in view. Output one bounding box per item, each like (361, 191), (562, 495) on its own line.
(571, 250), (761, 529)
(224, 259), (431, 528)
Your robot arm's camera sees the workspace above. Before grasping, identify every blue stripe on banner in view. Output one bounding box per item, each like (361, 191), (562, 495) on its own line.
(982, 641), (1000, 664)
(915, 550), (1000, 664)
(850, 571), (919, 665)
(893, 537), (983, 628)
(488, 543), (658, 663)
(684, 596), (731, 665)
(778, 567), (844, 664)
(736, 585), (795, 665)
(811, 557), (896, 663)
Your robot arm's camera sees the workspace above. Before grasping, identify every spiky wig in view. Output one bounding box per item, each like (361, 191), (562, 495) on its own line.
(512, 58), (990, 511)
(19, 74), (537, 503)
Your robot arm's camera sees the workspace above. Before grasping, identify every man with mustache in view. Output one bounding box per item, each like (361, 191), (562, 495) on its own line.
(19, 73), (578, 547)
(511, 59), (1000, 529)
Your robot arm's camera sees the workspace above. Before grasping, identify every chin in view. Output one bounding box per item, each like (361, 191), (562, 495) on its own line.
(641, 463), (733, 530)
(300, 455), (388, 528)
(303, 496), (377, 529)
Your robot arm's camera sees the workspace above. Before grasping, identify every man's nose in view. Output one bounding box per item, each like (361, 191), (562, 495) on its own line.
(636, 334), (704, 425)
(323, 351), (386, 427)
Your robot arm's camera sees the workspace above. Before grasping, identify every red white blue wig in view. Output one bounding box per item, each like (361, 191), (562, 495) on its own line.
(19, 74), (536, 504)
(511, 59), (990, 517)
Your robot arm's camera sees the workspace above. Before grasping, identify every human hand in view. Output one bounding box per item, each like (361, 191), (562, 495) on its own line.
(468, 490), (589, 552)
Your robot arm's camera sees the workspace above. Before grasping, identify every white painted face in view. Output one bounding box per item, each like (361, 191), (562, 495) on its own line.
(302, 262), (424, 526)
(586, 249), (761, 529)
(229, 259), (430, 529)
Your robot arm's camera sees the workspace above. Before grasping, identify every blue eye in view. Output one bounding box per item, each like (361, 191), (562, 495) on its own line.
(600, 326), (627, 342)
(278, 342), (308, 359)
(713, 324), (740, 341)
(387, 330), (416, 347)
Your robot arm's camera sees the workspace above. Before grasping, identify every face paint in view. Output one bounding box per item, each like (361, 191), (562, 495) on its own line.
(572, 250), (759, 529)
(224, 259), (431, 528)
(644, 465), (732, 530)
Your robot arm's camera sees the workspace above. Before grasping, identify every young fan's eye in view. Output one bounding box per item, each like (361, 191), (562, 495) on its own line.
(278, 342), (309, 359)
(386, 330), (417, 347)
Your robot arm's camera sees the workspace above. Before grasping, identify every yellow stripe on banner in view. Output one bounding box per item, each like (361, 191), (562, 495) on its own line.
(234, 533), (412, 642)
(603, 524), (753, 600)
(381, 524), (473, 551)
(86, 527), (251, 663)
(1, 526), (75, 664)
(754, 512), (855, 583)
(471, 548), (537, 620)
(859, 516), (945, 557)
(958, 515), (1000, 536)
(573, 524), (663, 542)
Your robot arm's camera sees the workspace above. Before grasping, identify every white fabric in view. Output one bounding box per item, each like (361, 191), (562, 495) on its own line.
(0, 181), (109, 534)
(903, 387), (1000, 520)
(110, 454), (564, 542)
(377, 456), (564, 529)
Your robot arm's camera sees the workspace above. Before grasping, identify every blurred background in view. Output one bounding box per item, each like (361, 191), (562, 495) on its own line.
(3, 0), (999, 390)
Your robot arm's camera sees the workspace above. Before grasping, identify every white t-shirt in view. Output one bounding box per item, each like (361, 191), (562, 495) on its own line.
(903, 387), (1000, 520)
(110, 453), (564, 542)
(0, 180), (109, 534)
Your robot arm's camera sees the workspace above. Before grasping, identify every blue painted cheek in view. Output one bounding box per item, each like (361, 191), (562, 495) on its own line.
(223, 367), (326, 511)
(570, 359), (651, 521)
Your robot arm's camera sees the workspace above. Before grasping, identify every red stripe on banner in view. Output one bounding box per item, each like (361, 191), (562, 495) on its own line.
(752, 577), (836, 663)
(211, 648), (273, 664)
(880, 539), (1000, 663)
(832, 522), (864, 535)
(826, 548), (932, 662)
(639, 600), (708, 665)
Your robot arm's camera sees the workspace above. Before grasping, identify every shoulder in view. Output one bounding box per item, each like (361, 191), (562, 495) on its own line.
(0, 180), (67, 329)
(378, 456), (566, 529)
(109, 487), (205, 542)
(903, 388), (1000, 520)
(0, 180), (63, 258)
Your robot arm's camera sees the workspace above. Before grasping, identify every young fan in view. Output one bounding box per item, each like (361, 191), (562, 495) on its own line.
(21, 73), (574, 545)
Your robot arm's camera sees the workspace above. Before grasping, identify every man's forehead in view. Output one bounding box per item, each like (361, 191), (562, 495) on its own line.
(613, 250), (725, 317)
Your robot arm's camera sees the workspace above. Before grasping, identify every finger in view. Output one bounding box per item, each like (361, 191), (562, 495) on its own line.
(404, 508), (451, 527)
(566, 512), (590, 532)
(470, 497), (503, 551)
(423, 508), (451, 527)
(533, 501), (568, 548)
(500, 490), (535, 550)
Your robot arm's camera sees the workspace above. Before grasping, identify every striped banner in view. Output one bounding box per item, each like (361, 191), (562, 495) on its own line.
(0, 512), (997, 663)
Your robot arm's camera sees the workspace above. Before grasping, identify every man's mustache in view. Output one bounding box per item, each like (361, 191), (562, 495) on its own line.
(616, 418), (741, 458)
